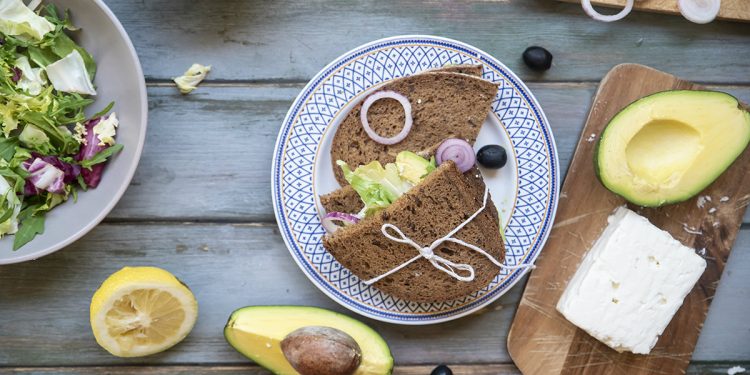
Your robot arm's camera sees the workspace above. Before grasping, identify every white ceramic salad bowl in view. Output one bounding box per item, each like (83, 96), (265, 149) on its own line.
(0, 0), (147, 264)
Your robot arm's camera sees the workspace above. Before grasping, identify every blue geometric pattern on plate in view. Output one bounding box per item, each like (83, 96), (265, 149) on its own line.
(272, 35), (559, 324)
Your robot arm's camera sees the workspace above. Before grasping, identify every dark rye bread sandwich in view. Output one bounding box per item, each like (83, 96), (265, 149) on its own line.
(330, 67), (498, 186)
(322, 161), (504, 303)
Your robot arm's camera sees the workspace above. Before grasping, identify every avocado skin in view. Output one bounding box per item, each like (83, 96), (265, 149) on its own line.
(594, 90), (750, 207)
(224, 305), (393, 375)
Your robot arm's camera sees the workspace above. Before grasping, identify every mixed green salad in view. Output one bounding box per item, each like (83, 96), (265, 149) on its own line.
(0, 0), (122, 250)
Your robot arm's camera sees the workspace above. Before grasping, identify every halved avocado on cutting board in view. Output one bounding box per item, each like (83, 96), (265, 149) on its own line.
(224, 306), (393, 375)
(596, 90), (750, 207)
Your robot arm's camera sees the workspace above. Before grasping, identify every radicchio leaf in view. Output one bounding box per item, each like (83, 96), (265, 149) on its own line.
(23, 153), (80, 195)
(75, 117), (108, 188)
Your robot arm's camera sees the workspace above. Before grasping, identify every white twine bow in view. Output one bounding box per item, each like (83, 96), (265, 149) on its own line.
(363, 187), (535, 286)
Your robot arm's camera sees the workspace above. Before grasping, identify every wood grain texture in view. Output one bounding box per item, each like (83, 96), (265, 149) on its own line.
(558, 0), (750, 22)
(107, 84), (750, 222)
(0, 222), (748, 366)
(101, 0), (750, 83)
(3, 363), (748, 374)
(0, 365), (520, 375)
(1, 0), (749, 370)
(507, 64), (750, 374)
(0, 223), (518, 366)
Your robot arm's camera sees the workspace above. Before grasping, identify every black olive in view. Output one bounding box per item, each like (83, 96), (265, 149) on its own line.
(522, 46), (553, 71)
(477, 144), (507, 169)
(430, 364), (454, 375)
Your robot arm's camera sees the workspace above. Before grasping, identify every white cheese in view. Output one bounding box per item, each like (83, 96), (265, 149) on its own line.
(556, 206), (706, 355)
(92, 112), (119, 146)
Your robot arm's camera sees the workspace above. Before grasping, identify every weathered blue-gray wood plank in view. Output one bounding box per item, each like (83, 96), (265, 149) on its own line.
(108, 84), (750, 222)
(3, 0), (750, 371)
(0, 224), (748, 365)
(102, 0), (750, 83)
(3, 363), (749, 374)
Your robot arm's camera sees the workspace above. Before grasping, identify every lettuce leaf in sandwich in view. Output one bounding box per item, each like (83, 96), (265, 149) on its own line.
(337, 151), (436, 217)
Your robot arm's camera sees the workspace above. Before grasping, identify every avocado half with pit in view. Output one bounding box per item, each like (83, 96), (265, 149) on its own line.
(596, 90), (750, 207)
(225, 306), (393, 375)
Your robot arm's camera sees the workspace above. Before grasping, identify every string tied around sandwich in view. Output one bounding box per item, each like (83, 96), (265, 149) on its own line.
(363, 187), (536, 286)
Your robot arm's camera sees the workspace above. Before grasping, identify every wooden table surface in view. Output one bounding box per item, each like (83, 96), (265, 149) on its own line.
(1, 1), (749, 374)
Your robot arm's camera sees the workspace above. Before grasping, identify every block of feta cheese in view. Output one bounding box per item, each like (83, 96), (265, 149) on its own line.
(556, 206), (707, 355)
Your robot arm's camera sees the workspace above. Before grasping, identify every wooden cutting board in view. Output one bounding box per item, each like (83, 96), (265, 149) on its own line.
(507, 63), (750, 374)
(558, 0), (750, 23)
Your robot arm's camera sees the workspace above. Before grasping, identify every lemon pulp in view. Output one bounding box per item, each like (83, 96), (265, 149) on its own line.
(90, 267), (198, 357)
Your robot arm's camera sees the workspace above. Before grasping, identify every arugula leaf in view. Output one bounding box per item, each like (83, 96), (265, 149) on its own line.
(0, 137), (19, 162)
(69, 185), (77, 202)
(0, 206), (14, 224)
(13, 211), (44, 251)
(27, 45), (58, 67)
(80, 143), (123, 169)
(91, 102), (114, 119)
(76, 173), (87, 191)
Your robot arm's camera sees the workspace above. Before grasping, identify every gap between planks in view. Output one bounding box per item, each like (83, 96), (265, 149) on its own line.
(145, 80), (750, 89)
(0, 365), (521, 375)
(2, 363), (747, 374)
(99, 218), (277, 226)
(104, 219), (750, 228)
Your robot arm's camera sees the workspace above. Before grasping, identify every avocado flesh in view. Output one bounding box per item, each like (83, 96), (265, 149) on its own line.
(224, 306), (393, 375)
(597, 90), (750, 207)
(395, 151), (435, 185)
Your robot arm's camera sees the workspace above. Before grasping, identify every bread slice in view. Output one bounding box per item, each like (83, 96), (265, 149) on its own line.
(323, 162), (504, 303)
(320, 185), (363, 214)
(330, 71), (497, 186)
(423, 64), (484, 77)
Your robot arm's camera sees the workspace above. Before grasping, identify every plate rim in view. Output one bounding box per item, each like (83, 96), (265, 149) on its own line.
(272, 34), (560, 324)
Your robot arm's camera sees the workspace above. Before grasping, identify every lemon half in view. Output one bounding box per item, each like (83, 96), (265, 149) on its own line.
(90, 266), (198, 357)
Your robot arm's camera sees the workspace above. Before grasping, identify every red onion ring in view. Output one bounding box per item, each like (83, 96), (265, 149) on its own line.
(360, 91), (413, 145)
(581, 0), (633, 22)
(321, 212), (361, 234)
(436, 138), (476, 173)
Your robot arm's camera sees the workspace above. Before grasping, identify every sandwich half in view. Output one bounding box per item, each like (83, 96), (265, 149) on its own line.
(330, 66), (498, 186)
(322, 158), (505, 303)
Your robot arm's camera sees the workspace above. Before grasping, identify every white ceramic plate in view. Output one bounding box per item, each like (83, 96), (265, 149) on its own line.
(272, 35), (559, 324)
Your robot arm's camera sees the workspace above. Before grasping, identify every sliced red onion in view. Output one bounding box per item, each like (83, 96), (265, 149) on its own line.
(678, 0), (720, 24)
(360, 91), (412, 145)
(322, 212), (361, 234)
(436, 138), (476, 173)
(581, 0), (634, 22)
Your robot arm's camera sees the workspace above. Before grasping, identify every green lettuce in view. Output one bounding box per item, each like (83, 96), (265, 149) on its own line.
(174, 63), (211, 94)
(0, 0), (55, 41)
(337, 151), (436, 217)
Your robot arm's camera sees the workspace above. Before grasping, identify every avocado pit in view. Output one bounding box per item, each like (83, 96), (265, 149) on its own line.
(281, 326), (362, 375)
